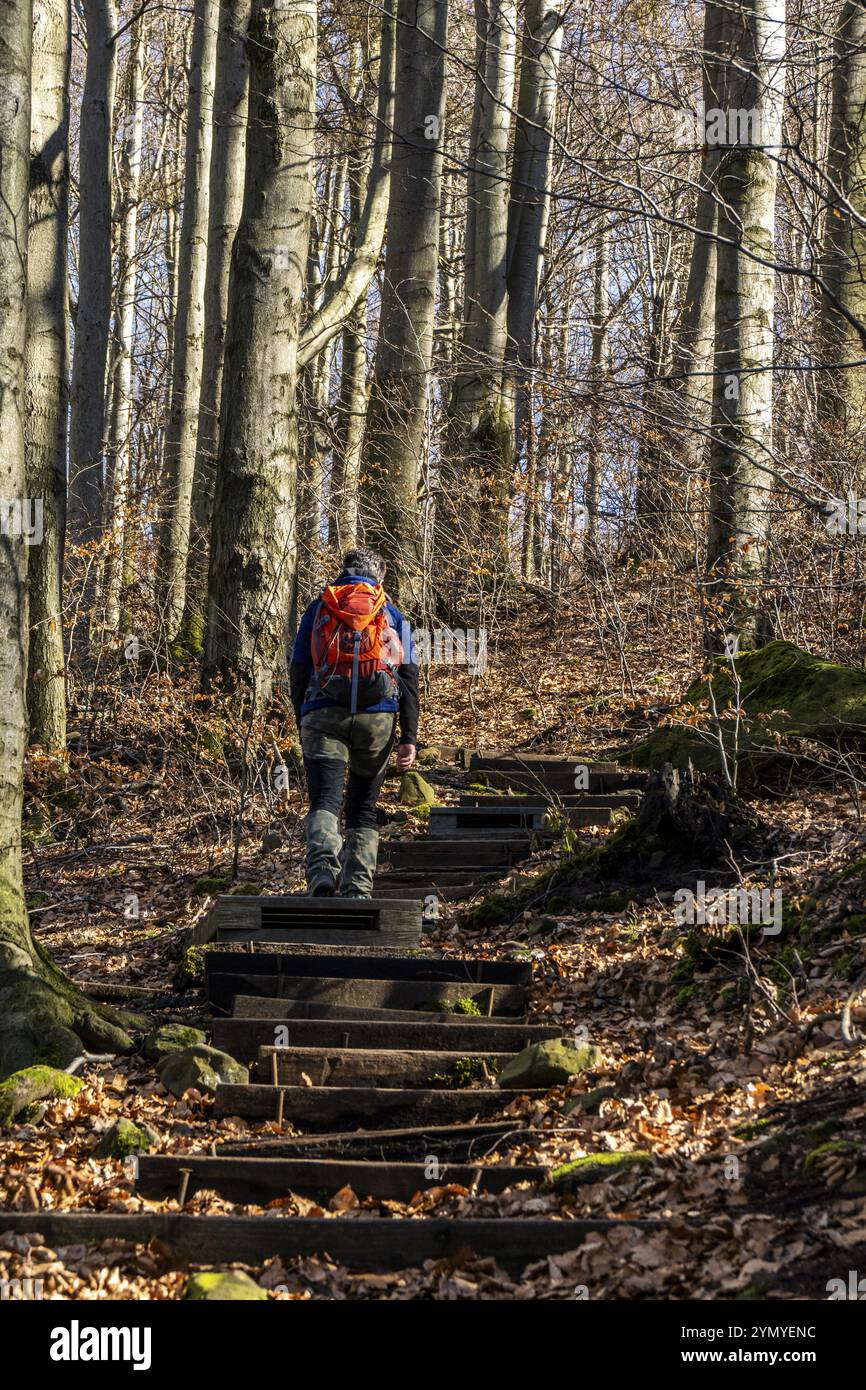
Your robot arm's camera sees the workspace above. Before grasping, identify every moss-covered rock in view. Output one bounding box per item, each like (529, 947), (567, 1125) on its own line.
(0, 1065), (85, 1128)
(399, 770), (436, 805)
(498, 1039), (600, 1090)
(144, 1022), (207, 1061)
(547, 1150), (653, 1192)
(185, 1270), (266, 1301)
(94, 1117), (159, 1159)
(625, 641), (866, 778)
(156, 1045), (248, 1098)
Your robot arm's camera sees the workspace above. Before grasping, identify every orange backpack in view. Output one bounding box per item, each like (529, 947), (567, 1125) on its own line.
(309, 581), (403, 712)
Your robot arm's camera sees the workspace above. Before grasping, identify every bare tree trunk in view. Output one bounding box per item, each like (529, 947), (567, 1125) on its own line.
(446, 0), (518, 560)
(297, 0), (396, 368)
(1, 0), (142, 1075)
(160, 0), (218, 645)
(25, 0), (69, 751)
(361, 0), (448, 606)
(104, 13), (146, 633)
(585, 216), (610, 557)
(181, 0), (250, 655)
(67, 0), (117, 545)
(505, 0), (563, 474)
(203, 0), (317, 702)
(819, 0), (866, 433)
(706, 0), (785, 649)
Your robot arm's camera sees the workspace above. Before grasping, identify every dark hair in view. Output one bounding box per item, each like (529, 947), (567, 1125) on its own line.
(342, 547), (386, 582)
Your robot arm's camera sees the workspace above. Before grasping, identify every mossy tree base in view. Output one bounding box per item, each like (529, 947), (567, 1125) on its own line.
(0, 917), (148, 1078)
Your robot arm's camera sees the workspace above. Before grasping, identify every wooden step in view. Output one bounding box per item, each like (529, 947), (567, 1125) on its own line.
(230, 996), (525, 1024)
(135, 1155), (546, 1204)
(382, 837), (532, 867)
(457, 792), (641, 813)
(255, 1046), (513, 1088)
(432, 805), (614, 831)
(218, 1119), (528, 1161)
(0, 1211), (657, 1275)
(429, 807), (547, 835)
(205, 948), (531, 985)
(194, 895), (422, 947)
(206, 972), (526, 1016)
(478, 769), (643, 795)
(214, 1083), (542, 1126)
(213, 1016), (557, 1063)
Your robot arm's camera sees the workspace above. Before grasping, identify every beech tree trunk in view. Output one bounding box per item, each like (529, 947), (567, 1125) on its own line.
(104, 14), (146, 632)
(25, 0), (70, 750)
(1, 0), (141, 1076)
(67, 0), (117, 546)
(203, 0), (317, 702)
(446, 0), (518, 562)
(181, 0), (251, 654)
(706, 0), (785, 649)
(160, 0), (218, 645)
(819, 0), (866, 434)
(361, 0), (448, 605)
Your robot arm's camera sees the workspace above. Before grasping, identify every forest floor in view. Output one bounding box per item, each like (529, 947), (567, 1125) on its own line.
(3, 595), (866, 1300)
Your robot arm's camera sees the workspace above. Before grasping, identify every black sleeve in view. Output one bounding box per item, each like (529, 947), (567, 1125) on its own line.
(397, 662), (420, 745)
(290, 661), (310, 725)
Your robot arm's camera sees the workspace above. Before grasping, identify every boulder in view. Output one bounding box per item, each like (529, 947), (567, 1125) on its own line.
(497, 1039), (600, 1090)
(626, 641), (866, 780)
(547, 1151), (653, 1192)
(94, 1117), (159, 1159)
(156, 1045), (247, 1098)
(143, 1022), (207, 1061)
(185, 1271), (267, 1301)
(0, 1066), (84, 1128)
(399, 770), (436, 805)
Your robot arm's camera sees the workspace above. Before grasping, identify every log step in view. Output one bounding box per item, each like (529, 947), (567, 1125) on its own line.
(206, 972), (526, 1017)
(0, 1212), (655, 1275)
(196, 895), (422, 948)
(218, 1119), (528, 1161)
(382, 837), (532, 867)
(205, 949), (531, 985)
(229, 996), (527, 1024)
(431, 806), (614, 831)
(428, 807), (547, 834)
(213, 1016), (558, 1063)
(135, 1155), (546, 1204)
(214, 1083), (541, 1127)
(255, 1046), (514, 1088)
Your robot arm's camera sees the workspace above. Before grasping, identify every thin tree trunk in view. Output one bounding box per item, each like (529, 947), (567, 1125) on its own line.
(104, 13), (146, 633)
(297, 0), (396, 368)
(585, 217), (610, 557)
(203, 0), (317, 702)
(819, 0), (866, 433)
(181, 0), (250, 655)
(67, 0), (117, 546)
(25, 0), (70, 750)
(160, 0), (218, 645)
(505, 0), (563, 473)
(361, 0), (449, 606)
(706, 0), (786, 649)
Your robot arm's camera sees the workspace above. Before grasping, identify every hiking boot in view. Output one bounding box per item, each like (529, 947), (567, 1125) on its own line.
(305, 809), (342, 894)
(338, 827), (379, 898)
(308, 869), (337, 896)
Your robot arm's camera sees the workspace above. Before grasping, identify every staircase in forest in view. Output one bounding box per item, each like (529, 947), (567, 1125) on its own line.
(4, 749), (655, 1273)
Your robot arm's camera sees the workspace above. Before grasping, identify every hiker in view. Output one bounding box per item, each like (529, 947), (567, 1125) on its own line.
(290, 548), (419, 897)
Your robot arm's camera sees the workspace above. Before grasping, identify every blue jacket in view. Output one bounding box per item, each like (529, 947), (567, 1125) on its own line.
(289, 573), (420, 742)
